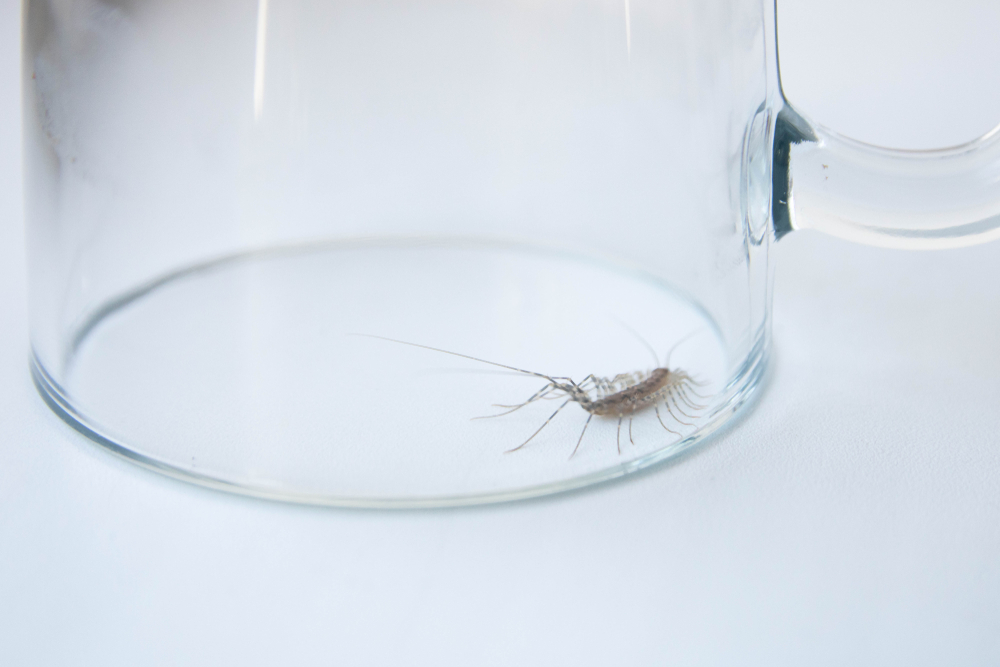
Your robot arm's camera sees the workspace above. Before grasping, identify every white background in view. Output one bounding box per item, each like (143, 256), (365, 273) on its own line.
(2, 1), (1000, 665)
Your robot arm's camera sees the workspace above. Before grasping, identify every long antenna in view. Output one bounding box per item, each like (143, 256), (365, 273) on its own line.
(664, 328), (706, 368)
(350, 334), (559, 382)
(615, 319), (660, 366)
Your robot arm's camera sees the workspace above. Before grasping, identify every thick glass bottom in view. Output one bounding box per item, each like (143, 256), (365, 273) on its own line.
(33, 239), (767, 507)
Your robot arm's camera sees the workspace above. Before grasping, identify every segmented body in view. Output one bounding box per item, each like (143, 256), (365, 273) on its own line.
(587, 368), (681, 416)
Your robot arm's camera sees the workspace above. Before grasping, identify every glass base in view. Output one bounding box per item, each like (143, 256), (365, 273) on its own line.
(33, 239), (767, 507)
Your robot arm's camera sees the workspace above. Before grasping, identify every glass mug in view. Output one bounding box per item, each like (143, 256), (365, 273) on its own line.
(23, 0), (1000, 507)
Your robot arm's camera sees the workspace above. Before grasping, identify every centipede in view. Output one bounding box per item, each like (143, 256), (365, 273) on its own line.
(357, 333), (708, 458)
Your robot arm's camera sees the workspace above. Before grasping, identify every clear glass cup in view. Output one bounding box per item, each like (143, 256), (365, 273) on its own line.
(22, 0), (1000, 506)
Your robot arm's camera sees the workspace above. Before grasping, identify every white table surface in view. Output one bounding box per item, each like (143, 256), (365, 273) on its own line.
(2, 1), (999, 665)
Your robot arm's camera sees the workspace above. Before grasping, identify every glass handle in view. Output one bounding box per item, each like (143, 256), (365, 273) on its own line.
(772, 103), (1000, 249)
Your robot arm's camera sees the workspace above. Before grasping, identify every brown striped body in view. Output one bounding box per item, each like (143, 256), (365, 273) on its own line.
(585, 368), (674, 416)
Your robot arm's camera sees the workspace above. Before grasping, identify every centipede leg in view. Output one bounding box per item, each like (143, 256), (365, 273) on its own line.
(676, 385), (705, 410)
(665, 393), (694, 426)
(655, 405), (681, 435)
(683, 384), (711, 399)
(570, 414), (594, 459)
(684, 384), (710, 409)
(477, 383), (557, 419)
(667, 388), (697, 420)
(506, 399), (571, 453)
